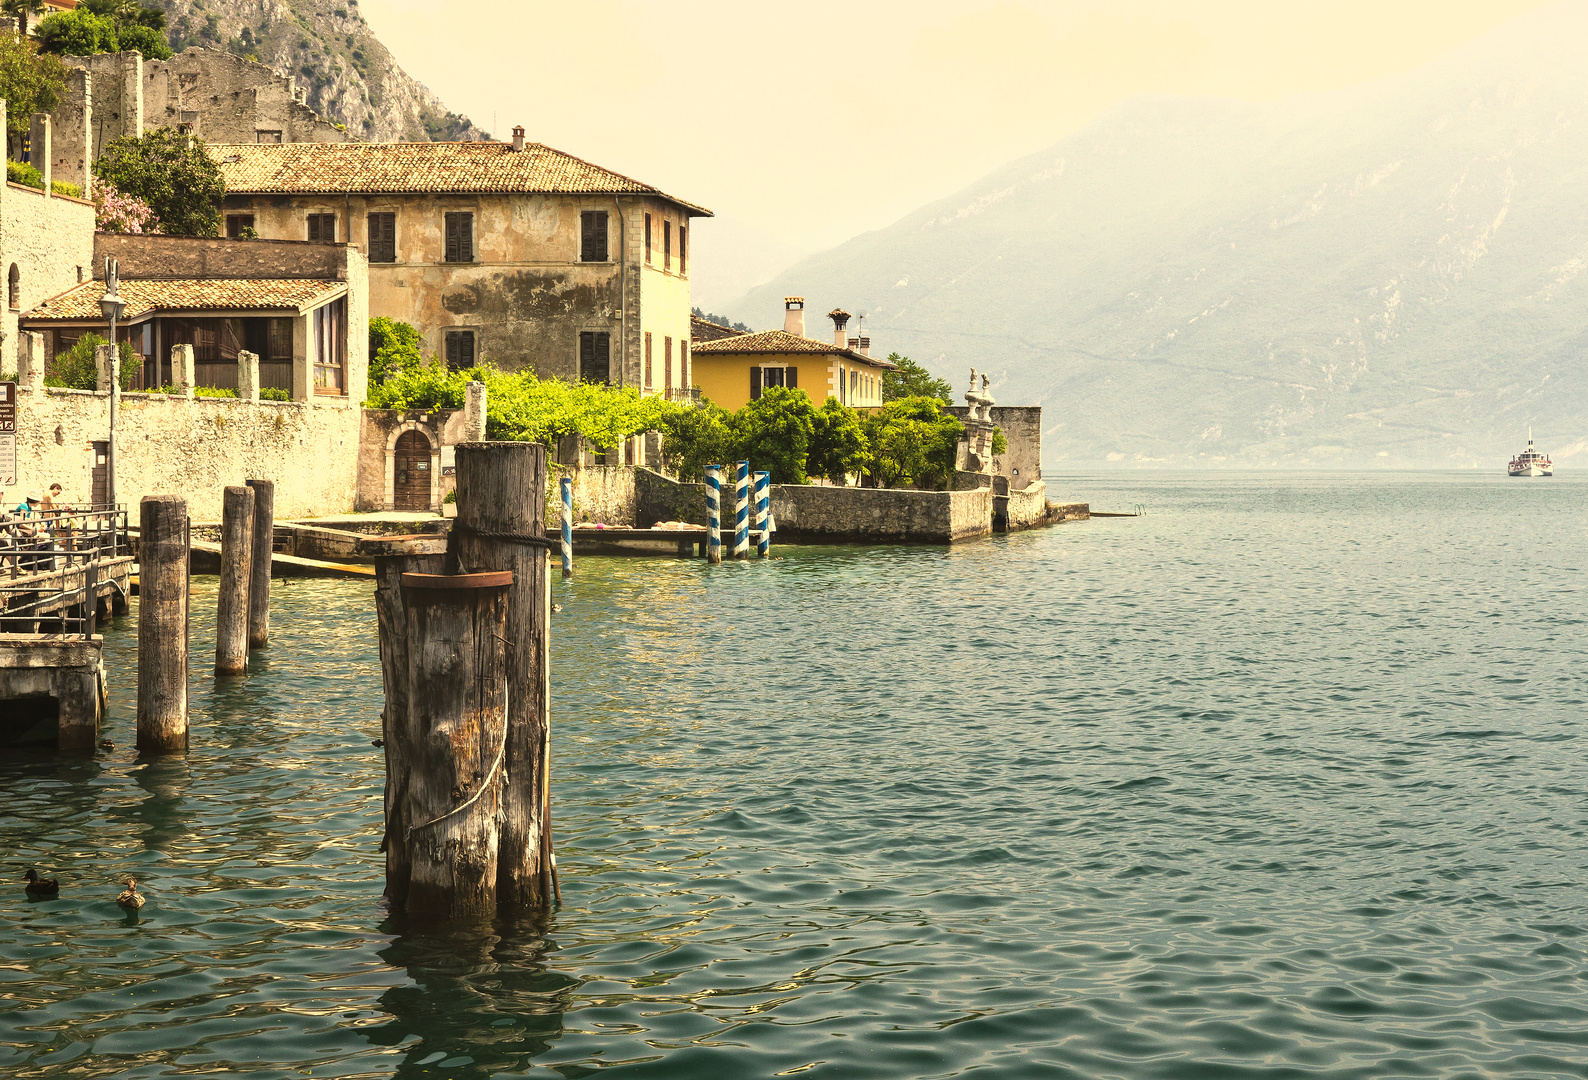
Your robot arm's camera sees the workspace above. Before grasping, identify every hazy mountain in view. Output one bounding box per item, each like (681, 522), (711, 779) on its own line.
(152, 0), (486, 141)
(687, 214), (808, 312)
(722, 1), (1588, 469)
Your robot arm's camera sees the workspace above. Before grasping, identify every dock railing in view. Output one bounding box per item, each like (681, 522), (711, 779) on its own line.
(0, 505), (131, 638)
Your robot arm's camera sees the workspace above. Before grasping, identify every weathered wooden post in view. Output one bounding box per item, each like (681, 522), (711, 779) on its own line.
(733, 460), (750, 558)
(754, 470), (771, 557)
(245, 478), (273, 648)
(705, 465), (723, 564)
(453, 441), (554, 910)
(558, 476), (573, 578)
(397, 569), (512, 919)
(137, 495), (188, 752)
(215, 485), (253, 676)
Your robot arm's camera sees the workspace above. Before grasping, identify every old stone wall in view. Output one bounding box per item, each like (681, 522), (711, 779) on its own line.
(11, 386), (359, 521)
(357, 407), (469, 511)
(1, 180), (96, 372)
(948, 404), (1042, 486)
(93, 233), (353, 280)
(547, 465), (637, 526)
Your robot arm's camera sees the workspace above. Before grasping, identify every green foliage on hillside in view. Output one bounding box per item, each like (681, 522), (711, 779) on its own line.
(35, 3), (172, 60)
(94, 130), (224, 236)
(0, 30), (67, 137)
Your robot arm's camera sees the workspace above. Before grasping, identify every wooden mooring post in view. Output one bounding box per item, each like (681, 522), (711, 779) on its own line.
(215, 485), (253, 676)
(245, 478), (274, 649)
(137, 495), (189, 752)
(371, 440), (553, 919)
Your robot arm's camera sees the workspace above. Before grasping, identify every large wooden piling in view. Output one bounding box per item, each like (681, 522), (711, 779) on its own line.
(215, 485), (254, 676)
(245, 478), (274, 649)
(453, 441), (554, 911)
(137, 495), (189, 752)
(399, 570), (513, 919)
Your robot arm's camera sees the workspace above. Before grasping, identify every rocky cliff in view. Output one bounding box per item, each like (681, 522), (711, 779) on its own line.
(150, 0), (485, 142)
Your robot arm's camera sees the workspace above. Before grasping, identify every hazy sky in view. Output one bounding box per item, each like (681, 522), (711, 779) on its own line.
(361, 0), (1545, 251)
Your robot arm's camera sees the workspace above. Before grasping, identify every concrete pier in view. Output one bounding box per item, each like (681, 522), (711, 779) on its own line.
(0, 636), (104, 751)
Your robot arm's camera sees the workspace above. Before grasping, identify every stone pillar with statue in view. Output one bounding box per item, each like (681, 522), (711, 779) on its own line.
(956, 368), (997, 474)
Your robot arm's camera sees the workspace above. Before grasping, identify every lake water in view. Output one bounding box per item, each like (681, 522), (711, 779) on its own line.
(3, 473), (1586, 1079)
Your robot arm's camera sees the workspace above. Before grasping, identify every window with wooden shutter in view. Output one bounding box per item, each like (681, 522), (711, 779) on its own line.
(308, 213), (336, 242)
(786, 365), (797, 389)
(580, 211), (608, 262)
(680, 225), (687, 275)
(444, 329), (475, 371)
(664, 336), (672, 390)
(644, 213), (652, 263)
(750, 365), (762, 400)
(663, 221), (671, 270)
(680, 342), (689, 388)
(644, 332), (652, 388)
(444, 212), (474, 263)
(368, 212), (396, 263)
(580, 331), (611, 384)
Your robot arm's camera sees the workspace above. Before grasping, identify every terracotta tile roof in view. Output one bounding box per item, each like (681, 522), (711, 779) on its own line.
(210, 141), (712, 214)
(22, 278), (347, 322)
(690, 315), (748, 343)
(690, 328), (897, 368)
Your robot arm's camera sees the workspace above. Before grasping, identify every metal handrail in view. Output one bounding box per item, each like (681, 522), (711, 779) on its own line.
(0, 505), (129, 638)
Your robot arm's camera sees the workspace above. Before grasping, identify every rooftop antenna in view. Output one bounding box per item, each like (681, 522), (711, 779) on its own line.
(856, 313), (866, 336)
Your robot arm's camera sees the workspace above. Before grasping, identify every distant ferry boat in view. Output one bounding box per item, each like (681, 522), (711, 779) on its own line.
(1508, 429), (1553, 477)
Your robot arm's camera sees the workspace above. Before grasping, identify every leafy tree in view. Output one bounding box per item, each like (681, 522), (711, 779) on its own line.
(807, 396), (869, 484)
(0, 29), (67, 138)
(368, 317), (424, 384)
(881, 352), (954, 405)
(115, 23), (173, 59)
(34, 9), (119, 56)
(862, 396), (963, 489)
(94, 130), (224, 236)
(658, 400), (737, 483)
(732, 386), (816, 484)
(46, 333), (136, 391)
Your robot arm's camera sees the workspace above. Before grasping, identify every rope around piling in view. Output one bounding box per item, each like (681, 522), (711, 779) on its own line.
(451, 522), (559, 549)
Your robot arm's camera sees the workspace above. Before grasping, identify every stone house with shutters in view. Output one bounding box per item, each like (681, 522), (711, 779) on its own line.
(211, 132), (711, 399)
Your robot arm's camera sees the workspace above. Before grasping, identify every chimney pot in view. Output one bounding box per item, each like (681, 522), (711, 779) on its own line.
(784, 296), (805, 338)
(828, 307), (850, 348)
(511, 125), (525, 152)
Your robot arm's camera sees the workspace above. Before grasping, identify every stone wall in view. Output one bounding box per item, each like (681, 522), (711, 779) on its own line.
(11, 386), (360, 521)
(357, 407), (468, 512)
(548, 465), (637, 526)
(948, 404), (1042, 486)
(0, 167), (97, 372)
(93, 233), (354, 281)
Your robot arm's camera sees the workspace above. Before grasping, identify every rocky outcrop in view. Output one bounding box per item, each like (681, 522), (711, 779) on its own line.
(149, 0), (486, 142)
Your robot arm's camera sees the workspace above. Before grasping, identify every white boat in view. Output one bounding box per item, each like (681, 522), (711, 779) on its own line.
(1508, 428), (1553, 477)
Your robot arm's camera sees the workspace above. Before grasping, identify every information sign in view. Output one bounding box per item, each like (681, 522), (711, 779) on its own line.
(0, 382), (15, 488)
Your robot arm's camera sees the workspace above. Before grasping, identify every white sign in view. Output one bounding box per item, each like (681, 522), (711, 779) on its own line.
(0, 382), (15, 488)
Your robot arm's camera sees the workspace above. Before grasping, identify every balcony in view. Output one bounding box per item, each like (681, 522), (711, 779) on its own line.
(665, 386), (702, 405)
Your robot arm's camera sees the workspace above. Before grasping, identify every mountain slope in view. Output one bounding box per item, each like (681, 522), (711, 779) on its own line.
(152, 0), (485, 142)
(724, 2), (1588, 468)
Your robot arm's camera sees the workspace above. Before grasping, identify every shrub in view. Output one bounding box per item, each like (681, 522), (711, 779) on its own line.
(93, 178), (158, 233)
(6, 158), (41, 188)
(34, 10), (119, 56)
(0, 30), (68, 139)
(94, 129), (225, 237)
(115, 23), (173, 60)
(807, 396), (870, 484)
(260, 387), (291, 401)
(50, 179), (81, 197)
(658, 400), (737, 483)
(194, 385), (238, 398)
(731, 387), (816, 484)
(368, 316), (424, 384)
(45, 334), (135, 392)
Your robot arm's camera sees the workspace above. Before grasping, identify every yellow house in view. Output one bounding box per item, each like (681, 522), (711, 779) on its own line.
(690, 298), (895, 411)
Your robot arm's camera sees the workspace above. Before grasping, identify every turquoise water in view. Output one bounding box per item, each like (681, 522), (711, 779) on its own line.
(3, 473), (1587, 1078)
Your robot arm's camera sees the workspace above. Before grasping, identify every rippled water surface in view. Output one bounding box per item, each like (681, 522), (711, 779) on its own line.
(3, 473), (1587, 1078)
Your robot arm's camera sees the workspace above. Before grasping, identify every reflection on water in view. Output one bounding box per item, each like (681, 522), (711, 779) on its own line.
(2, 474), (1587, 1078)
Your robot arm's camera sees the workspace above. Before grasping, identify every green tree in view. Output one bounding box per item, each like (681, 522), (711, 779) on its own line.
(0, 29), (68, 139)
(807, 396), (869, 485)
(45, 333), (135, 391)
(1, 0), (45, 36)
(881, 353), (954, 405)
(34, 9), (119, 55)
(659, 400), (737, 483)
(862, 396), (963, 489)
(733, 386), (816, 484)
(368, 317), (424, 384)
(94, 129), (224, 236)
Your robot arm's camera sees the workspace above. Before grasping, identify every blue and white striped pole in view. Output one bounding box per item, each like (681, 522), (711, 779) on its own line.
(733, 460), (750, 558)
(705, 465), (723, 564)
(754, 470), (770, 557)
(559, 476), (573, 578)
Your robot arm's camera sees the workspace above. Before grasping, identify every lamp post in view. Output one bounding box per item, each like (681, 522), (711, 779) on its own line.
(99, 257), (125, 511)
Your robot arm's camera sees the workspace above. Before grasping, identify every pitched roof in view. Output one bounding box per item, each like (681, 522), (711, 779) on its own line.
(22, 278), (347, 322)
(689, 315), (748, 343)
(211, 141), (712, 214)
(690, 328), (897, 368)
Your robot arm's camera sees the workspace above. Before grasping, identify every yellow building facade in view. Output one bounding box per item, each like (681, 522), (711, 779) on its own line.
(691, 301), (895, 412)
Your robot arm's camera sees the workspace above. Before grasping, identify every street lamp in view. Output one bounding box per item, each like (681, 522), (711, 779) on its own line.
(99, 257), (125, 511)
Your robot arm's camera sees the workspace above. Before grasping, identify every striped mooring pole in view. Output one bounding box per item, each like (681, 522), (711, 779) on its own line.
(733, 460), (750, 559)
(559, 476), (573, 578)
(754, 471), (770, 557)
(705, 464), (723, 564)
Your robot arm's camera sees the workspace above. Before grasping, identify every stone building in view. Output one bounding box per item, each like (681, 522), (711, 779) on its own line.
(41, 47), (349, 191)
(211, 133), (710, 390)
(691, 298), (895, 411)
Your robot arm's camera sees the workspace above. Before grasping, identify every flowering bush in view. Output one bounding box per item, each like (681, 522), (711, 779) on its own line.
(93, 179), (158, 234)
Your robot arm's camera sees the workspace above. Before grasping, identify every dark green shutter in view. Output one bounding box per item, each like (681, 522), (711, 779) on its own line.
(786, 365), (797, 389)
(750, 366), (761, 400)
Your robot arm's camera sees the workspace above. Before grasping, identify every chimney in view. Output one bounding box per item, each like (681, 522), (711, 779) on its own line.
(784, 296), (805, 337)
(511, 125), (524, 152)
(828, 308), (850, 348)
(848, 336), (871, 356)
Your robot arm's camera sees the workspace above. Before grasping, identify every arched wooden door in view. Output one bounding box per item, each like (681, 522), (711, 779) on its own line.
(393, 430), (433, 511)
